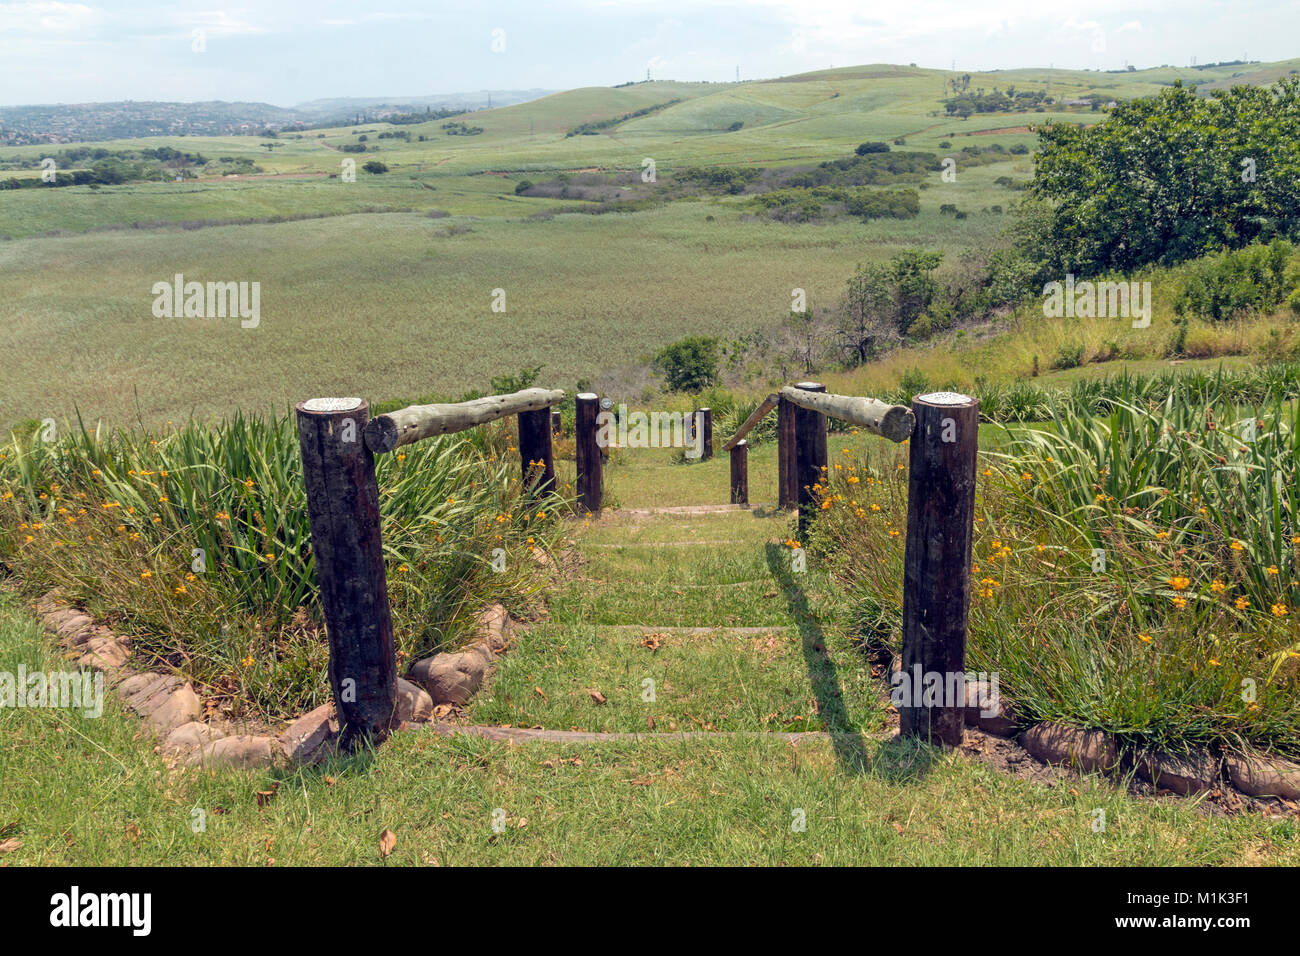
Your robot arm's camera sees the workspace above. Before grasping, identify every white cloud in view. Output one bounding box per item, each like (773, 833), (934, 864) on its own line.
(0, 1), (99, 33)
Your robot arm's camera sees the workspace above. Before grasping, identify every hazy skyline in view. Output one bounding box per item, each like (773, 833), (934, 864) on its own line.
(3, 0), (1297, 106)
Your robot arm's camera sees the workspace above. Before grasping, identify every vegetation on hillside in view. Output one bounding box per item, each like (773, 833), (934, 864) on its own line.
(0, 414), (567, 718)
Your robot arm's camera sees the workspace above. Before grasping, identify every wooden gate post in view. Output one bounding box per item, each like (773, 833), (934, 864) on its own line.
(517, 407), (556, 496)
(900, 391), (979, 746)
(295, 397), (396, 751)
(730, 439), (749, 505)
(698, 407), (713, 461)
(551, 408), (562, 435)
(793, 382), (827, 535)
(575, 392), (602, 514)
(777, 394), (797, 510)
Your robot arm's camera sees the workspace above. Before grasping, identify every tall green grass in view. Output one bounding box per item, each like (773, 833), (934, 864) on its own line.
(809, 374), (1300, 758)
(0, 411), (567, 718)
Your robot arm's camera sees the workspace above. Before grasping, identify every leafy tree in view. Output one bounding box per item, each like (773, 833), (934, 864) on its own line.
(855, 141), (890, 155)
(837, 249), (945, 363)
(362, 160), (388, 174)
(1027, 78), (1300, 276)
(653, 336), (720, 392)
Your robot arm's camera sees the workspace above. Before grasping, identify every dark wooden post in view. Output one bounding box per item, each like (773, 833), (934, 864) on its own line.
(730, 439), (749, 505)
(575, 392), (602, 514)
(698, 407), (713, 460)
(517, 407), (555, 496)
(551, 408), (562, 435)
(793, 382), (827, 535)
(777, 394), (797, 510)
(900, 391), (979, 747)
(295, 397), (396, 751)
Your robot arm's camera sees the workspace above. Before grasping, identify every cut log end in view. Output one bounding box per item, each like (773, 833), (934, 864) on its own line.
(363, 416), (400, 454)
(880, 405), (917, 443)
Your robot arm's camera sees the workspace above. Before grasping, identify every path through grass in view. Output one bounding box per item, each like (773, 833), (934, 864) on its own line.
(3, 445), (1299, 864)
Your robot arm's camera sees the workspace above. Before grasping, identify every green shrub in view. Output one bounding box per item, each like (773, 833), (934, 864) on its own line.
(809, 378), (1300, 757)
(1175, 240), (1297, 321)
(653, 336), (721, 392)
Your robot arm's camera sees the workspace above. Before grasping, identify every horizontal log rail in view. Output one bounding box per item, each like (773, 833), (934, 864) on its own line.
(777, 386), (914, 443)
(721, 393), (778, 451)
(364, 387), (566, 454)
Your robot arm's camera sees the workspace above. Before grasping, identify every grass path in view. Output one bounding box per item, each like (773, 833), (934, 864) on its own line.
(2, 447), (1298, 864)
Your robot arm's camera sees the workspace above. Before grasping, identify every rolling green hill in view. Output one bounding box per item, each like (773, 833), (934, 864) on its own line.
(2, 58), (1298, 430)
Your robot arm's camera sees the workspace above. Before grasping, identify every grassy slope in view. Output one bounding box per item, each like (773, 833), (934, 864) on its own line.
(6, 59), (1299, 430)
(4, 441), (1299, 865)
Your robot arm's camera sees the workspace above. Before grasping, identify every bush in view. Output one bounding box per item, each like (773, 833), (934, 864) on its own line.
(855, 141), (890, 155)
(1051, 342), (1085, 369)
(653, 336), (721, 392)
(362, 160), (389, 174)
(1175, 240), (1296, 321)
(514, 180), (533, 195)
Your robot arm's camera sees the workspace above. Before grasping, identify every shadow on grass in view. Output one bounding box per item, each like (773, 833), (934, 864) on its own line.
(764, 542), (870, 774)
(764, 542), (940, 782)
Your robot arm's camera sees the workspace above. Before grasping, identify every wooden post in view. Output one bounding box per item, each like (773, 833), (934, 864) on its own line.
(295, 397), (396, 751)
(517, 407), (555, 495)
(551, 408), (562, 435)
(793, 382), (827, 535)
(777, 394), (797, 510)
(698, 407), (713, 461)
(575, 392), (602, 514)
(730, 439), (749, 505)
(900, 391), (979, 747)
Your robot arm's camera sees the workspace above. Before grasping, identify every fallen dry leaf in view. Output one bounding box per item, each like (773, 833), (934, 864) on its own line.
(589, 689), (607, 704)
(379, 829), (397, 858)
(533, 686), (549, 702)
(0, 838), (21, 854)
(124, 823), (141, 843)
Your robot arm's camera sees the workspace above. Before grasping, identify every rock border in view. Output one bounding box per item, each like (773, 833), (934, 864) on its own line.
(27, 592), (1300, 805)
(887, 651), (1300, 805)
(29, 591), (515, 771)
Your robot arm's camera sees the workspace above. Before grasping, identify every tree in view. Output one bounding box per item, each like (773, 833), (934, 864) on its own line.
(838, 263), (897, 365)
(855, 141), (890, 155)
(362, 160), (388, 174)
(1028, 77), (1300, 276)
(653, 336), (720, 392)
(837, 249), (945, 363)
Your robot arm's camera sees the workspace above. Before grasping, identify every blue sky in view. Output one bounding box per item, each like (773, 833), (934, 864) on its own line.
(3, 0), (1298, 106)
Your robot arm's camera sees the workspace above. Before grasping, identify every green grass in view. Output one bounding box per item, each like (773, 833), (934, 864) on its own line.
(9, 58), (1298, 431)
(3, 536), (1297, 865)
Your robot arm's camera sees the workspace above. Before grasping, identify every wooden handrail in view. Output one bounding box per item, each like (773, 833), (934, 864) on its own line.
(364, 388), (566, 454)
(778, 386), (914, 442)
(721, 393), (778, 451)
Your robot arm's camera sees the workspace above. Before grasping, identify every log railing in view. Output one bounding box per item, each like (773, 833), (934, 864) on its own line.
(724, 383), (978, 746)
(297, 380), (977, 752)
(297, 387), (566, 750)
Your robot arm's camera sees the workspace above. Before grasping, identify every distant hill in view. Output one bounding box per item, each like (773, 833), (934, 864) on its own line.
(292, 90), (555, 116)
(0, 90), (556, 145)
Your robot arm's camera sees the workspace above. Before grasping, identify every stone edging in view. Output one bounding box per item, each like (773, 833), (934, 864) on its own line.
(897, 659), (1300, 802)
(30, 592), (516, 770)
(28, 591), (1300, 801)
